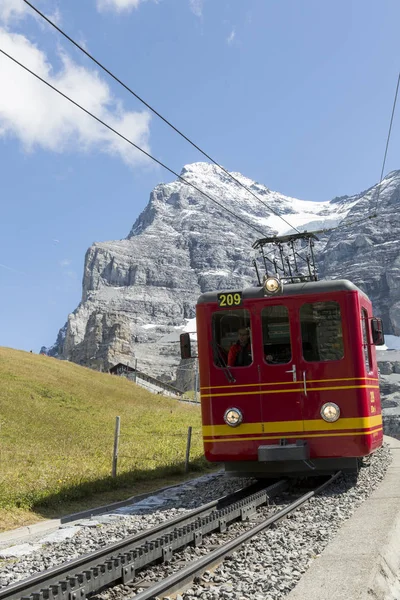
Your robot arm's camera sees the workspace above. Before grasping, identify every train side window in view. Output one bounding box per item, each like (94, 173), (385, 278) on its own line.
(361, 308), (372, 372)
(212, 309), (252, 368)
(262, 305), (292, 364)
(300, 301), (344, 362)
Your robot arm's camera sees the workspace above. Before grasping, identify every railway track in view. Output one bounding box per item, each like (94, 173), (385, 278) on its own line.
(0, 474), (340, 600)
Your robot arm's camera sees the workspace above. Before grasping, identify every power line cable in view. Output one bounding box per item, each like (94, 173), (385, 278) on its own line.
(324, 71), (400, 235)
(0, 47), (268, 238)
(264, 71), (400, 239)
(22, 0), (301, 235)
(17, 2), (400, 240)
(373, 72), (400, 214)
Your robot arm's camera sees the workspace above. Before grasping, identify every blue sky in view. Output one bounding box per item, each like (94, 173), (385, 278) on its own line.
(0, 0), (399, 353)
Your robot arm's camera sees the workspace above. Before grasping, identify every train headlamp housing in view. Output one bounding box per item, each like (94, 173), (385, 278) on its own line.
(224, 408), (243, 427)
(263, 276), (282, 295)
(320, 402), (340, 423)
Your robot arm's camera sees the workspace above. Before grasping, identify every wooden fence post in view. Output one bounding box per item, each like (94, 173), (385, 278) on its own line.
(185, 426), (192, 473)
(112, 416), (121, 478)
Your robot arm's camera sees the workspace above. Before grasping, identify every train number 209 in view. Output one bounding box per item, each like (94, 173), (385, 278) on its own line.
(217, 292), (242, 307)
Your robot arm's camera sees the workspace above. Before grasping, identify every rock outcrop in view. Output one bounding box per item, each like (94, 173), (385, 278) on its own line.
(319, 170), (400, 334)
(45, 163), (400, 379)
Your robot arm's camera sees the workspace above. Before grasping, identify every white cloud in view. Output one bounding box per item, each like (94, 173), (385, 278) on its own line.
(0, 262), (25, 274)
(227, 28), (235, 45)
(0, 28), (152, 167)
(189, 0), (203, 18)
(58, 258), (77, 280)
(96, 0), (147, 13)
(45, 7), (62, 27)
(0, 0), (61, 27)
(0, 0), (29, 25)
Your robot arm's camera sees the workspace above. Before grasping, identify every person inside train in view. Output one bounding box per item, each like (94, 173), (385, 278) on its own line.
(228, 327), (252, 367)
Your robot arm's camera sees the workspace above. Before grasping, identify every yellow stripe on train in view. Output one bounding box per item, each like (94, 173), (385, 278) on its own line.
(200, 376), (379, 391)
(201, 384), (380, 399)
(202, 415), (383, 437)
(203, 428), (383, 443)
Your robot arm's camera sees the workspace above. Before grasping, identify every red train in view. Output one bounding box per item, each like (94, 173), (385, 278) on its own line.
(181, 233), (384, 476)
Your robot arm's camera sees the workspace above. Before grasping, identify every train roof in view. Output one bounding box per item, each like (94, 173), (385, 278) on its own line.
(197, 279), (370, 304)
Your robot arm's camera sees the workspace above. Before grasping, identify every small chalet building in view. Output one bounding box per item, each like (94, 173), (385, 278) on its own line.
(109, 362), (184, 398)
(109, 363), (135, 376)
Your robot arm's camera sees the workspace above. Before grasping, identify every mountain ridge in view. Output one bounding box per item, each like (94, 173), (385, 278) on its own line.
(45, 163), (400, 379)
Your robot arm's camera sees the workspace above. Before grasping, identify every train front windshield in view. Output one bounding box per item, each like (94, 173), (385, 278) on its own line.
(299, 301), (344, 362)
(210, 300), (344, 367)
(212, 309), (252, 367)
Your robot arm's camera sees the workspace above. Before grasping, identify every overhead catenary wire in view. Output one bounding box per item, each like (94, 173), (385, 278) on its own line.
(13, 2), (400, 241)
(0, 47), (269, 239)
(374, 71), (400, 214)
(320, 71), (400, 236)
(22, 0), (302, 235)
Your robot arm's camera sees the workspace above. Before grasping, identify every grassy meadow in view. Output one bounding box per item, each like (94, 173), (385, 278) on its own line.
(0, 347), (209, 531)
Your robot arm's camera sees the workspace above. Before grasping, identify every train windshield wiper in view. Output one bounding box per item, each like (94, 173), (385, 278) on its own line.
(211, 340), (235, 383)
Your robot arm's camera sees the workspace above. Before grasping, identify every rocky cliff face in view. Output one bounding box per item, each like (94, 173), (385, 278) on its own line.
(319, 170), (400, 334)
(46, 163), (400, 379)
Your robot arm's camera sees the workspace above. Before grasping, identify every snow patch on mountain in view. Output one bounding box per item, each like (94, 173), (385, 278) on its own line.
(47, 163), (400, 381)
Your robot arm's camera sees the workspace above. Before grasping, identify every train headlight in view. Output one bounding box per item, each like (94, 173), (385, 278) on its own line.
(263, 276), (282, 295)
(224, 408), (243, 427)
(320, 402), (340, 423)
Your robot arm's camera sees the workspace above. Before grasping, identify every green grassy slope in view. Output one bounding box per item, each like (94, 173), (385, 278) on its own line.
(0, 347), (205, 530)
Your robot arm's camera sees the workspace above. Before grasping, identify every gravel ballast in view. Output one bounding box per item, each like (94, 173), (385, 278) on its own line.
(0, 444), (392, 600)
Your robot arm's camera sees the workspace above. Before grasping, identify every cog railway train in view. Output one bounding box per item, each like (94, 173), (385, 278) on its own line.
(181, 232), (385, 477)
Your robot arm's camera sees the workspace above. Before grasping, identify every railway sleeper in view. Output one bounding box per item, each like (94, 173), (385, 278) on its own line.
(6, 481), (289, 600)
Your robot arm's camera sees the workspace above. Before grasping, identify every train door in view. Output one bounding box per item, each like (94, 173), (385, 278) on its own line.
(295, 298), (354, 453)
(258, 302), (305, 435)
(359, 301), (383, 451)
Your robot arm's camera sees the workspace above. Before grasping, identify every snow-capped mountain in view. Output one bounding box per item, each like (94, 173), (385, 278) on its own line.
(46, 163), (400, 379)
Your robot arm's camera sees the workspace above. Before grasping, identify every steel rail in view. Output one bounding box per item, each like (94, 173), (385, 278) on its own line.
(132, 472), (341, 600)
(0, 481), (287, 600)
